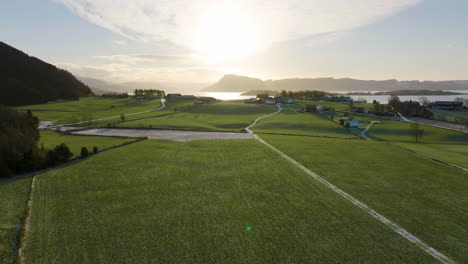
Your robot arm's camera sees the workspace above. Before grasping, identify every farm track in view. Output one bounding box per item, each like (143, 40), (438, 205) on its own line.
(246, 105), (456, 264)
(15, 138), (147, 264)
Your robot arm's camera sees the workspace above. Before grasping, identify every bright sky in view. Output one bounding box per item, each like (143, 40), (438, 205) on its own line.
(1, 0), (467, 87)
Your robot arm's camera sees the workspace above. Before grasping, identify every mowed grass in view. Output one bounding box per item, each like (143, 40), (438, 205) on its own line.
(368, 120), (468, 143)
(0, 178), (31, 264)
(17, 97), (161, 124)
(393, 142), (468, 168)
(25, 140), (436, 263)
(252, 105), (355, 138)
(39, 131), (136, 158)
(260, 134), (468, 262)
(114, 101), (277, 132)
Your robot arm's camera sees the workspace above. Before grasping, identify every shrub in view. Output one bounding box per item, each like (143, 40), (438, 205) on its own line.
(46, 143), (73, 166)
(80, 146), (90, 157)
(92, 146), (99, 154)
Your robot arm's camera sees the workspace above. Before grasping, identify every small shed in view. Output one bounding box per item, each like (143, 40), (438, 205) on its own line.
(306, 105), (317, 112)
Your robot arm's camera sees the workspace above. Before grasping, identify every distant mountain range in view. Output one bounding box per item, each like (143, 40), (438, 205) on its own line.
(0, 41), (91, 106)
(204, 74), (468, 93)
(78, 77), (166, 94)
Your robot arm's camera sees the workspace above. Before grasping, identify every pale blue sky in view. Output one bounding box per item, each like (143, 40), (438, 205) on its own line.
(1, 0), (467, 86)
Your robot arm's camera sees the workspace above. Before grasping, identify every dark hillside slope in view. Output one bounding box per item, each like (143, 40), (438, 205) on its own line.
(0, 41), (91, 106)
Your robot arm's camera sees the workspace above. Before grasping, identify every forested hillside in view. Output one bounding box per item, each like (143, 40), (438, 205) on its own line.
(0, 41), (91, 106)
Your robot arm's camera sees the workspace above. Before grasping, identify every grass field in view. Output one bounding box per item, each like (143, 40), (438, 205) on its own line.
(24, 139), (437, 263)
(367, 119), (468, 143)
(107, 101), (277, 132)
(0, 177), (31, 264)
(252, 105), (356, 138)
(17, 97), (161, 124)
(260, 134), (468, 262)
(393, 142), (468, 168)
(39, 131), (136, 158)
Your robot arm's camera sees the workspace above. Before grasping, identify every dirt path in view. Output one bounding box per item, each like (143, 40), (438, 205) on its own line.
(50, 99), (166, 128)
(359, 121), (382, 140)
(247, 106), (455, 264)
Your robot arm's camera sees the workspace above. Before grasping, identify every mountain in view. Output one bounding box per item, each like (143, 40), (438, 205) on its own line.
(202, 74), (268, 92)
(0, 41), (91, 106)
(78, 77), (165, 94)
(206, 74), (468, 92)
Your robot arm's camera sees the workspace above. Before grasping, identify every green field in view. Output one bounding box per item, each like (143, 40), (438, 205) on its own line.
(24, 140), (436, 263)
(0, 178), (31, 264)
(393, 142), (468, 168)
(252, 105), (356, 138)
(40, 131), (136, 158)
(103, 101), (277, 132)
(367, 119), (468, 143)
(17, 97), (161, 124)
(259, 134), (468, 262)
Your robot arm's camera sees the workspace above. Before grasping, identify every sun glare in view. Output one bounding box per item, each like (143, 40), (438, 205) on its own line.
(193, 8), (258, 60)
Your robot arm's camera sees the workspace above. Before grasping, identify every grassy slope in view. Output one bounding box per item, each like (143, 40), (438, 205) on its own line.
(17, 97), (161, 124)
(252, 105), (355, 138)
(367, 120), (468, 143)
(0, 178), (31, 264)
(39, 131), (136, 158)
(25, 140), (435, 264)
(260, 134), (467, 262)
(393, 142), (468, 168)
(115, 101), (277, 132)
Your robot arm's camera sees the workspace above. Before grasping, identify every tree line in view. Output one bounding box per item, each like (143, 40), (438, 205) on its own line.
(134, 89), (166, 97)
(1, 106), (75, 177)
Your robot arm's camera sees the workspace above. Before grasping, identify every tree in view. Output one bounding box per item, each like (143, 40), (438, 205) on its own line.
(280, 90), (288, 97)
(419, 96), (429, 106)
(80, 146), (90, 157)
(120, 114), (125, 122)
(93, 146), (99, 154)
(409, 123), (424, 142)
(388, 95), (401, 112)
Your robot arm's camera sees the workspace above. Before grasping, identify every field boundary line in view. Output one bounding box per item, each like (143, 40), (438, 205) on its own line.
(51, 99), (166, 128)
(14, 138), (148, 264)
(246, 106), (456, 264)
(388, 143), (467, 172)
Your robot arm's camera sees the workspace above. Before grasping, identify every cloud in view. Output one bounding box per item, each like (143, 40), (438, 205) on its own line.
(57, 62), (224, 84)
(113, 39), (127, 46)
(94, 54), (195, 64)
(54, 0), (422, 51)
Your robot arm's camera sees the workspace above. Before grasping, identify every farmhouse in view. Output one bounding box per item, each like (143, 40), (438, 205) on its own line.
(306, 105), (317, 112)
(276, 97), (294, 104)
(430, 101), (463, 111)
(345, 118), (359, 127)
(167, 94), (196, 100)
(316, 105), (326, 111)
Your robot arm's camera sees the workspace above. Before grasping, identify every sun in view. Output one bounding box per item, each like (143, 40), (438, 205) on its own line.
(193, 8), (258, 60)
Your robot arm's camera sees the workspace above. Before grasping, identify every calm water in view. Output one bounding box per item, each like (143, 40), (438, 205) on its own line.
(184, 91), (468, 103)
(329, 90), (468, 104)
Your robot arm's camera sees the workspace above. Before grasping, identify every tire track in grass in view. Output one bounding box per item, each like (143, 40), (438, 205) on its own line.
(246, 104), (456, 264)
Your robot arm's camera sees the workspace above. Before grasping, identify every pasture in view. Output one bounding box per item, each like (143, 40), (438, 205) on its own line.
(252, 105), (355, 138)
(39, 131), (137, 158)
(24, 139), (435, 263)
(260, 134), (468, 263)
(110, 101), (277, 132)
(17, 97), (161, 124)
(367, 119), (468, 143)
(393, 142), (468, 168)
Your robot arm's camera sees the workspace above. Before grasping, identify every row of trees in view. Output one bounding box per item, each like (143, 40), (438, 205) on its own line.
(279, 90), (331, 98)
(134, 89), (165, 97)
